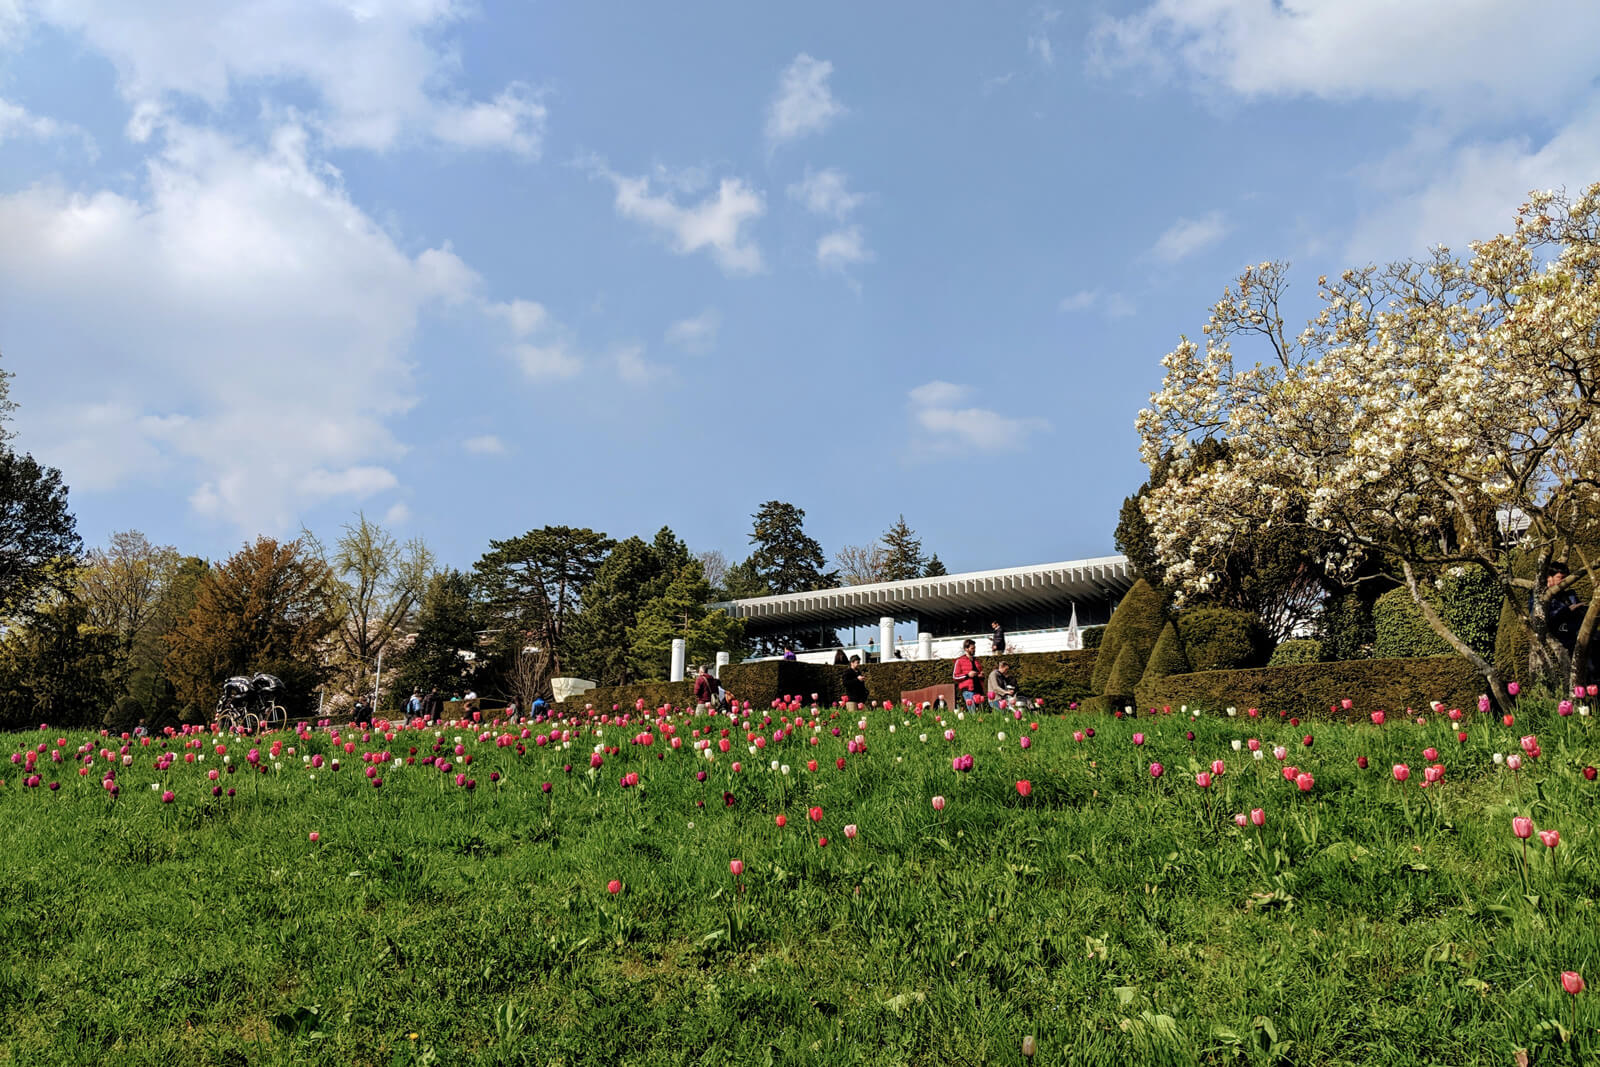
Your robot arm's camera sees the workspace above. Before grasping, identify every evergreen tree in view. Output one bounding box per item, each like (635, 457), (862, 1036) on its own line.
(923, 554), (948, 577)
(564, 537), (665, 685)
(628, 560), (745, 679)
(0, 448), (82, 615)
(0, 590), (119, 730)
(390, 569), (481, 699)
(879, 515), (925, 581)
(747, 501), (833, 594)
(720, 556), (770, 599)
(473, 525), (614, 679)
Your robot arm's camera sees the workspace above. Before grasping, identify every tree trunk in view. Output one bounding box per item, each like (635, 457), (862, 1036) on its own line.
(1401, 561), (1509, 709)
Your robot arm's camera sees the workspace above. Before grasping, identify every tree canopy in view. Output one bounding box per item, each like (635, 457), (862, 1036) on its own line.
(747, 501), (833, 594)
(1137, 184), (1600, 696)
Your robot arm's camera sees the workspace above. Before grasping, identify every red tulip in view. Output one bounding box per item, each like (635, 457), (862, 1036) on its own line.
(1195, 771), (1212, 789)
(1295, 772), (1314, 792)
(607, 879), (622, 894)
(729, 859), (744, 876)
(1016, 780), (1032, 797)
(1539, 829), (1560, 849)
(1512, 816), (1533, 839)
(775, 814), (787, 827)
(808, 806), (823, 823)
(1393, 764), (1409, 782)
(1563, 971), (1585, 995)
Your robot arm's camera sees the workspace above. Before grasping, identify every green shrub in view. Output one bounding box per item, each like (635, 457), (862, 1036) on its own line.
(1091, 579), (1166, 695)
(1140, 622), (1189, 685)
(1439, 568), (1501, 659)
(1102, 642), (1145, 708)
(1135, 655), (1484, 720)
(1080, 626), (1105, 650)
(1268, 638), (1324, 667)
(1177, 607), (1262, 671)
(1493, 596), (1531, 688)
(1323, 593), (1376, 660)
(1373, 587), (1454, 658)
(103, 696), (144, 734)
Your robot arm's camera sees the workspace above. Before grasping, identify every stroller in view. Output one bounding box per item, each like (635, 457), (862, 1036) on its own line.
(214, 673), (288, 735)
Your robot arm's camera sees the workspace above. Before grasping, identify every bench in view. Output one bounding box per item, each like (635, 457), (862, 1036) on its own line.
(900, 683), (956, 710)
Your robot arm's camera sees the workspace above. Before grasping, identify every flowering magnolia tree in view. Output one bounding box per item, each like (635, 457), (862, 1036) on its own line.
(1137, 184), (1600, 700)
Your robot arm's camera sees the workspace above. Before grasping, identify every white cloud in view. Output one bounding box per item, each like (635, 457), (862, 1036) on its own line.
(383, 501), (412, 527)
(788, 167), (865, 220)
(594, 163), (765, 275)
(1027, 34), (1054, 66)
(1150, 210), (1228, 262)
(1, 97), (63, 140)
(1060, 289), (1136, 318)
(17, 0), (545, 154)
(817, 226), (871, 272)
(908, 380), (1049, 453)
(766, 53), (844, 146)
(1091, 1), (1600, 114)
(0, 120), (534, 532)
(1343, 105), (1600, 262)
(512, 341), (582, 381)
(462, 434), (506, 455)
(665, 309), (721, 353)
(614, 345), (666, 386)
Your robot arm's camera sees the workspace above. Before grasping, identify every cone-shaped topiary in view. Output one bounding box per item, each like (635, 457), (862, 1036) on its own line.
(1103, 640), (1147, 706)
(1177, 606), (1264, 671)
(1493, 595), (1530, 689)
(1090, 578), (1166, 694)
(1140, 621), (1190, 686)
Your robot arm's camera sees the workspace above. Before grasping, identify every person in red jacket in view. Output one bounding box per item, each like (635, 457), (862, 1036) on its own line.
(953, 639), (983, 707)
(693, 665), (717, 709)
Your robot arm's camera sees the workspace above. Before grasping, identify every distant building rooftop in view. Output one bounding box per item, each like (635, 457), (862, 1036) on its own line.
(712, 555), (1134, 632)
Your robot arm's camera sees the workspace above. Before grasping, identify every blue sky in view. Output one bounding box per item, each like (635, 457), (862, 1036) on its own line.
(3, 1), (1599, 576)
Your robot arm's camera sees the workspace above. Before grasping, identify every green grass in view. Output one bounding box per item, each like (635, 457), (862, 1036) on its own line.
(2, 697), (1598, 1065)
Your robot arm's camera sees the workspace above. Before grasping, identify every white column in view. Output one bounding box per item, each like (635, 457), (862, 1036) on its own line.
(879, 616), (895, 661)
(670, 639), (687, 682)
(918, 632), (933, 660)
(714, 651), (730, 677)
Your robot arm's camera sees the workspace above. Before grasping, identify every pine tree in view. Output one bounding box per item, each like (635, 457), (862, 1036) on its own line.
(879, 515), (924, 581)
(628, 560), (745, 679)
(923, 554), (948, 577)
(747, 501), (833, 593)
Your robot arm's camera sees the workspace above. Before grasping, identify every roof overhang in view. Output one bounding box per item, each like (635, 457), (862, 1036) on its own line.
(711, 555), (1133, 628)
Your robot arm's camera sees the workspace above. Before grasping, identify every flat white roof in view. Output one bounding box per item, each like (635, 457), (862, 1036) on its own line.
(711, 555), (1133, 627)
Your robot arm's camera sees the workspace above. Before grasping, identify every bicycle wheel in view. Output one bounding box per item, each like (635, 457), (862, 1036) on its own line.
(216, 711), (235, 734)
(262, 704), (286, 732)
(242, 712), (260, 735)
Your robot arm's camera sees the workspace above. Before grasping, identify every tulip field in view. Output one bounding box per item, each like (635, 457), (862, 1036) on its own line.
(3, 694), (1599, 1065)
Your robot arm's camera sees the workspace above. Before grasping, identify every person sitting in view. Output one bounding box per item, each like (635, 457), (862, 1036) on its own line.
(953, 639), (983, 707)
(987, 662), (1019, 706)
(841, 656), (869, 710)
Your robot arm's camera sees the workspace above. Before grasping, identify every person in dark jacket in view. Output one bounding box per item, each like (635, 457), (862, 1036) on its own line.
(990, 621), (1007, 655)
(842, 656), (869, 709)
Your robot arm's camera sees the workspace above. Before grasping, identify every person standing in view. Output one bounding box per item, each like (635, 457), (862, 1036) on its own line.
(990, 621), (1007, 655)
(694, 665), (717, 709)
(954, 639), (983, 707)
(842, 656), (869, 710)
(405, 690), (423, 717)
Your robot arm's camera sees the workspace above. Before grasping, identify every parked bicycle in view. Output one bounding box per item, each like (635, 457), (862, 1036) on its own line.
(214, 673), (287, 735)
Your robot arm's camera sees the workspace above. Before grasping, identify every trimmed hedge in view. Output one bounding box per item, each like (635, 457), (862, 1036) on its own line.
(1140, 621), (1189, 685)
(1493, 596), (1531, 688)
(1091, 579), (1166, 695)
(549, 650), (1099, 711)
(1373, 587), (1454, 658)
(1134, 655), (1485, 721)
(1176, 606), (1261, 671)
(1268, 638), (1323, 667)
(1080, 626), (1105, 650)
(1374, 571), (1501, 660)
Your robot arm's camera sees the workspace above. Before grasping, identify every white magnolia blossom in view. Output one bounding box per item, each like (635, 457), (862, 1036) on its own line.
(1138, 185), (1600, 693)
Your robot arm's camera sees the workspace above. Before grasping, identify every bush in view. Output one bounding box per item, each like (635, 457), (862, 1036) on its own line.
(1091, 579), (1166, 695)
(1493, 596), (1531, 688)
(1373, 587), (1453, 658)
(1439, 568), (1501, 659)
(1268, 638), (1324, 667)
(1140, 622), (1189, 686)
(1102, 642), (1145, 708)
(1177, 607), (1262, 671)
(103, 696), (144, 734)
(1080, 626), (1105, 650)
(1135, 655), (1484, 720)
(1323, 593), (1376, 660)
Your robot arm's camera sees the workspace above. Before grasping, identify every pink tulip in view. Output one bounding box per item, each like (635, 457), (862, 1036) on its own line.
(1247, 738), (1261, 752)
(1273, 746), (1287, 761)
(1393, 764), (1410, 782)
(1072, 730), (1085, 743)
(1422, 747), (1438, 761)
(1211, 759), (1226, 776)
(844, 824), (858, 839)
(1520, 735), (1539, 755)
(1370, 711), (1385, 726)
(1250, 808), (1265, 827)
(1512, 816), (1533, 839)
(1234, 813), (1248, 827)
(309, 832), (320, 842)
(1563, 971), (1585, 995)
(1149, 762), (1163, 779)
(931, 795), (946, 811)
(1195, 771), (1211, 789)
(1132, 733), (1146, 746)
(1506, 754), (1522, 771)
(729, 859), (744, 876)
(1507, 681), (1521, 696)
(1539, 829), (1560, 849)
(1295, 772), (1314, 792)
(1341, 698), (1354, 710)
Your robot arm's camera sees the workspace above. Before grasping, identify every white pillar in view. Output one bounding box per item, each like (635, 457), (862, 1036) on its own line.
(918, 632), (933, 660)
(670, 639), (687, 682)
(714, 651), (730, 677)
(879, 616), (895, 662)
